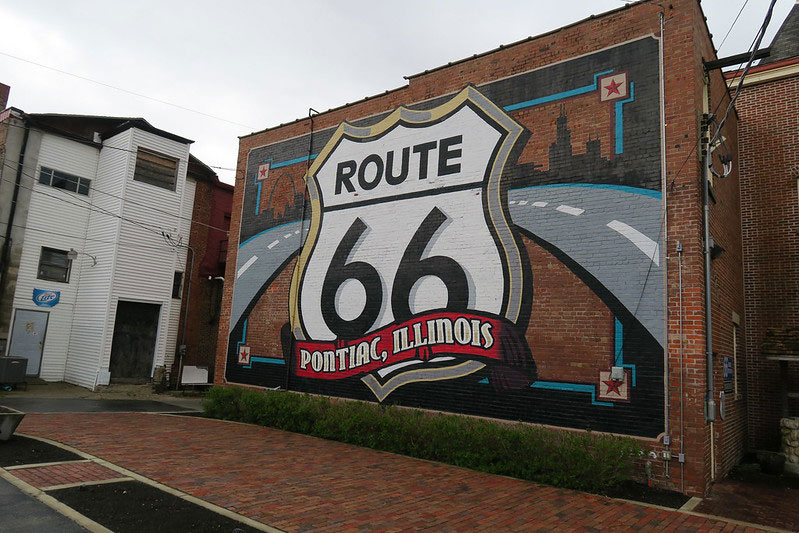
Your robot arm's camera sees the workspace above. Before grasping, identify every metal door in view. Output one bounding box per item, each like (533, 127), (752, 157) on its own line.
(7, 309), (49, 376)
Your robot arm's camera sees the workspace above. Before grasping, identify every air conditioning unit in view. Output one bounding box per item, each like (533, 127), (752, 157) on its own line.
(0, 357), (28, 386)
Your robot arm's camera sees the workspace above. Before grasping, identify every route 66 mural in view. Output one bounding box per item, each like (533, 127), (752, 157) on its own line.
(291, 87), (534, 401)
(227, 37), (665, 437)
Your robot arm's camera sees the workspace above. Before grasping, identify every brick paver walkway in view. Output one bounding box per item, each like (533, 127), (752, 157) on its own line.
(9, 460), (124, 489)
(18, 413), (770, 532)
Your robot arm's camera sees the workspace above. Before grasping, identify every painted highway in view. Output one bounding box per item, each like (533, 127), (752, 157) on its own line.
(231, 185), (663, 346)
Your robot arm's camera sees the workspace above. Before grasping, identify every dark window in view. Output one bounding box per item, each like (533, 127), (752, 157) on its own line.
(172, 271), (183, 299)
(37, 247), (71, 283)
(39, 167), (91, 196)
(133, 148), (178, 191)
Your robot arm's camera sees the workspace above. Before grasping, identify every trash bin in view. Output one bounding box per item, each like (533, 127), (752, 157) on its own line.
(0, 357), (28, 388)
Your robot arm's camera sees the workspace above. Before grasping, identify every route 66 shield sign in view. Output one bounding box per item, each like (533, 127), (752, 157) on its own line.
(290, 86), (534, 400)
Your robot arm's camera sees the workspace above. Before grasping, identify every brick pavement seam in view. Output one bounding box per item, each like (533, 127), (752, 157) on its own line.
(40, 476), (135, 491)
(0, 467), (112, 533)
(18, 433), (285, 533)
(5, 459), (92, 470)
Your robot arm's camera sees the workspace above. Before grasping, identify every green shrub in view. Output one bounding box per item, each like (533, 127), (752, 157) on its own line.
(202, 386), (641, 492)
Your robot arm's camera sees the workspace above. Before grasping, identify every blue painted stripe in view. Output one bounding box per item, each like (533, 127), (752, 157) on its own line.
(478, 378), (489, 384)
(513, 182), (661, 199)
(613, 317), (637, 387)
(238, 220), (302, 249)
(271, 153), (318, 169)
(250, 357), (286, 365)
(531, 381), (613, 407)
(614, 82), (635, 154)
(503, 70), (614, 112)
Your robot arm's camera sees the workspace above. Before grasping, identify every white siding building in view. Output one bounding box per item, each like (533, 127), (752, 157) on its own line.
(0, 111), (201, 389)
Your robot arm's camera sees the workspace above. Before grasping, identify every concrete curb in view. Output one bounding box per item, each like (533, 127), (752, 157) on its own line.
(0, 467), (112, 533)
(18, 433), (285, 533)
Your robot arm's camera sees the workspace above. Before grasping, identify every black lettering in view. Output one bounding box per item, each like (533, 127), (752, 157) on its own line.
(438, 135), (462, 176)
(413, 141), (437, 180)
(358, 154), (383, 190)
(335, 160), (357, 194)
(385, 147), (410, 185)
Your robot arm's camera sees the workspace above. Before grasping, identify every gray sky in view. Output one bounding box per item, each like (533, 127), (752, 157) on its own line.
(0, 0), (792, 184)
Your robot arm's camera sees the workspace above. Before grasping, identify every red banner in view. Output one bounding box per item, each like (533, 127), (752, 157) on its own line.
(295, 312), (510, 379)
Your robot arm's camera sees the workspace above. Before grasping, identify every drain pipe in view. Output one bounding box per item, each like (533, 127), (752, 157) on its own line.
(0, 119), (29, 307)
(701, 117), (716, 426)
(701, 116), (717, 482)
(678, 240), (685, 493)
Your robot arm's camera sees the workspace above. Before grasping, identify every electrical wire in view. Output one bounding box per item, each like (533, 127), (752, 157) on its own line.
(0, 51), (256, 130)
(0, 170), (171, 238)
(1, 154), (231, 235)
(0, 220), (194, 255)
(1, 119), (237, 172)
(717, 0), (750, 52)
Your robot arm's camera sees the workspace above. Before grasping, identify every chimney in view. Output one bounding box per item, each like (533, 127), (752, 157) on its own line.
(0, 83), (9, 111)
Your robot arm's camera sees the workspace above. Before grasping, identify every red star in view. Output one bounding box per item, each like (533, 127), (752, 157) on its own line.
(605, 79), (623, 96)
(603, 379), (623, 396)
(259, 166), (268, 178)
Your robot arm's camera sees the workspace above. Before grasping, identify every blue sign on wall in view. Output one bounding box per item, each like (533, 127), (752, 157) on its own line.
(32, 288), (60, 307)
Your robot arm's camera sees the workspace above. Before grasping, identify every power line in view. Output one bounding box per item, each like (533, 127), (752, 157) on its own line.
(668, 0), (775, 188)
(1, 148), (231, 235)
(0, 168), (170, 238)
(717, 0), (750, 52)
(0, 220), (195, 255)
(0, 51), (257, 130)
(1, 119), (237, 172)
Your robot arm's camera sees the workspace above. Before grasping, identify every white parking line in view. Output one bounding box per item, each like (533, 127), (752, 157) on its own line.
(556, 205), (584, 216)
(294, 230), (300, 234)
(518, 200), (529, 206)
(509, 200), (517, 205)
(284, 234), (293, 239)
(237, 255), (258, 278)
(532, 201), (548, 207)
(267, 239), (280, 249)
(607, 220), (660, 266)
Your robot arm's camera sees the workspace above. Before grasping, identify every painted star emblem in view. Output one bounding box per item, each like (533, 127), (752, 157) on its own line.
(605, 79), (623, 96)
(603, 379), (623, 396)
(259, 166), (268, 178)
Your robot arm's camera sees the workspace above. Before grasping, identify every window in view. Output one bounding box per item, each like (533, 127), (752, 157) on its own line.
(133, 148), (178, 191)
(172, 271), (183, 299)
(37, 247), (71, 283)
(39, 167), (91, 195)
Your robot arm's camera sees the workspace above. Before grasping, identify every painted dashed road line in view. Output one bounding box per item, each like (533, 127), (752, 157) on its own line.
(532, 201), (548, 207)
(284, 233), (293, 239)
(555, 204), (584, 216)
(607, 219), (660, 266)
(236, 255), (258, 278)
(267, 239), (280, 249)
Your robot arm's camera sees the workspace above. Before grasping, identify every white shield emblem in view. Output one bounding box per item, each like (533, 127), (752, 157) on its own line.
(290, 86), (530, 399)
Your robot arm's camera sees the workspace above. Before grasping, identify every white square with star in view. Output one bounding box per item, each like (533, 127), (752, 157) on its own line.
(599, 73), (628, 101)
(238, 345), (251, 365)
(598, 369), (629, 401)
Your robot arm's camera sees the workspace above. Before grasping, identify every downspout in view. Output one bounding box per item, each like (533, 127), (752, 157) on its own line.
(659, 9), (671, 478)
(0, 119), (29, 307)
(284, 107), (318, 391)
(701, 115), (717, 482)
(177, 244), (195, 388)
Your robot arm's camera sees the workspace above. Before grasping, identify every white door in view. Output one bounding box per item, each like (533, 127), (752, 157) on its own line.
(7, 309), (49, 376)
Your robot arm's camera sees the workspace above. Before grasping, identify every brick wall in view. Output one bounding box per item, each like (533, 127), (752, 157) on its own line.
(216, 0), (745, 495)
(737, 67), (799, 450)
(176, 178), (232, 382)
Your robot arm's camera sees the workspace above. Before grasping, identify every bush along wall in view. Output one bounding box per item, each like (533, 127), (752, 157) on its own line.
(203, 386), (642, 493)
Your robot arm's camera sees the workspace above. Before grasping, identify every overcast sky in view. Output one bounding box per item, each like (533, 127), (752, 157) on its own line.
(0, 0), (791, 184)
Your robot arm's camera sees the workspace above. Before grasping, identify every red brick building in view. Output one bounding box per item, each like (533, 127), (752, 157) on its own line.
(174, 156), (233, 383)
(216, 0), (752, 496)
(730, 3), (799, 451)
